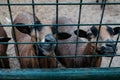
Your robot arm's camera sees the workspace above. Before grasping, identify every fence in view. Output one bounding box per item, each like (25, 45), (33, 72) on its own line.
(0, 0), (120, 79)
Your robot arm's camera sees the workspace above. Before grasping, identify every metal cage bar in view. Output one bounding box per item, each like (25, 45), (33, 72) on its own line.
(0, 2), (120, 6)
(0, 0), (120, 79)
(73, 0), (83, 67)
(0, 68), (120, 80)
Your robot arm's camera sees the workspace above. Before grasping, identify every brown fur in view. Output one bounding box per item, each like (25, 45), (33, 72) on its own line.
(0, 27), (10, 68)
(56, 39), (102, 68)
(95, 26), (112, 40)
(52, 17), (102, 68)
(12, 12), (56, 68)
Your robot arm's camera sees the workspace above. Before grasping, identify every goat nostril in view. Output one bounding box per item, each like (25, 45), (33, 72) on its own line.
(106, 43), (113, 47)
(45, 37), (52, 42)
(98, 46), (106, 54)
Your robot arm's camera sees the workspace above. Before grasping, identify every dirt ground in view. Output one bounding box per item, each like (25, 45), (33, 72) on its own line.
(0, 0), (120, 69)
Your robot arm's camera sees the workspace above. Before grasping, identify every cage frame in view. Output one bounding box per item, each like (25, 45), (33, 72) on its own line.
(0, 0), (120, 79)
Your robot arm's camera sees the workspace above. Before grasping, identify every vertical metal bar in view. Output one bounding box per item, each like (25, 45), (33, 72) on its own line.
(7, 0), (21, 67)
(32, 0), (40, 66)
(55, 0), (59, 67)
(95, 0), (106, 50)
(56, 0), (58, 36)
(74, 0), (83, 68)
(91, 0), (107, 66)
(32, 0), (37, 42)
(101, 0), (106, 9)
(109, 29), (120, 67)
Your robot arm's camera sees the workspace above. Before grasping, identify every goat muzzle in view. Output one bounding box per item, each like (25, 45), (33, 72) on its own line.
(98, 44), (117, 56)
(40, 34), (56, 56)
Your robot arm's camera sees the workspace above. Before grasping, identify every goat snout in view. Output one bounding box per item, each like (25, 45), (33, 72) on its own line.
(99, 43), (117, 55)
(45, 34), (56, 43)
(40, 34), (56, 54)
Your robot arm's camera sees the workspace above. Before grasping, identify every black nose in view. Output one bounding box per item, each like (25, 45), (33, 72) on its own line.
(99, 43), (117, 55)
(39, 34), (56, 53)
(45, 34), (56, 42)
(106, 43), (117, 52)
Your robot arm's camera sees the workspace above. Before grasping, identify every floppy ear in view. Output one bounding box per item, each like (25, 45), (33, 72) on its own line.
(113, 27), (120, 35)
(74, 29), (88, 38)
(0, 38), (11, 42)
(15, 23), (31, 34)
(56, 32), (72, 40)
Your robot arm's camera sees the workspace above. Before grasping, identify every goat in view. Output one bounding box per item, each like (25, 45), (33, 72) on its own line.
(12, 12), (56, 68)
(52, 17), (119, 68)
(0, 23), (11, 68)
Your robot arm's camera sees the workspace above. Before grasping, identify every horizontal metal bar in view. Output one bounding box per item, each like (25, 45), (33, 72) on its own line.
(0, 68), (120, 80)
(0, 53), (119, 58)
(0, 40), (120, 44)
(2, 23), (120, 27)
(0, 2), (120, 6)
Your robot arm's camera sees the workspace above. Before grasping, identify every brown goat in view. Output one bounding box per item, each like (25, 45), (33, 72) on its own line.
(52, 17), (119, 68)
(0, 23), (11, 68)
(12, 12), (56, 68)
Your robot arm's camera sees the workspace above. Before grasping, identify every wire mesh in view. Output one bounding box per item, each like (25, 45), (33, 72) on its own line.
(0, 0), (120, 79)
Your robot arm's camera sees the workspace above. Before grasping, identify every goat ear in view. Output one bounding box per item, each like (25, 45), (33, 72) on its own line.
(0, 37), (11, 42)
(74, 29), (88, 38)
(15, 23), (31, 34)
(113, 27), (120, 35)
(57, 32), (72, 40)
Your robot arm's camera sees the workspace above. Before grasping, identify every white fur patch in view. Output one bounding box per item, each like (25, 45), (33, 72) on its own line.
(80, 38), (88, 42)
(41, 38), (45, 42)
(5, 17), (11, 24)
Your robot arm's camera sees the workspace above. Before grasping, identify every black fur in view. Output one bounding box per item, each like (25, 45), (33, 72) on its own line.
(90, 26), (98, 37)
(15, 20), (43, 35)
(107, 26), (114, 35)
(52, 25), (72, 40)
(15, 23), (31, 34)
(57, 32), (72, 40)
(0, 38), (11, 42)
(74, 29), (87, 38)
(90, 26), (115, 37)
(74, 29), (92, 40)
(33, 20), (43, 32)
(113, 27), (120, 35)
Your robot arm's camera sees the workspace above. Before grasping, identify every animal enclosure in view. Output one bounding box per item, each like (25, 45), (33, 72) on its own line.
(0, 0), (120, 79)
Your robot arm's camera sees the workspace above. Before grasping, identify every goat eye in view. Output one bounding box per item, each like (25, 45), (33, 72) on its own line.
(57, 32), (72, 40)
(107, 27), (114, 35)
